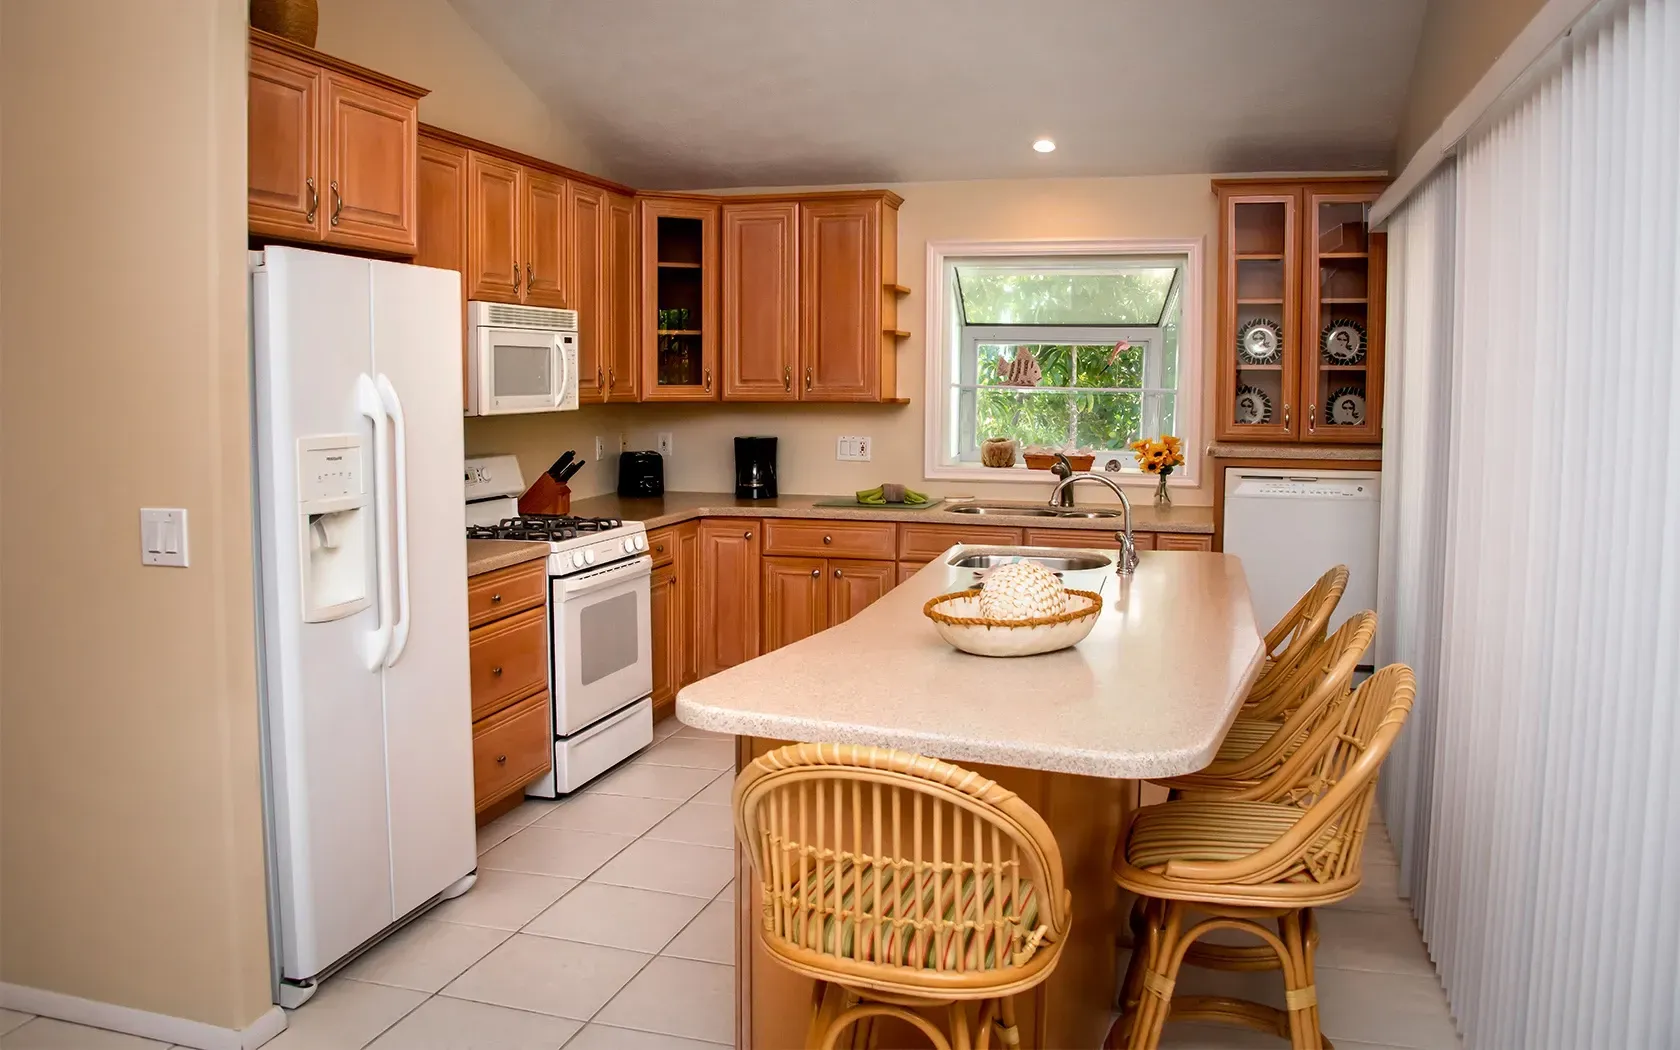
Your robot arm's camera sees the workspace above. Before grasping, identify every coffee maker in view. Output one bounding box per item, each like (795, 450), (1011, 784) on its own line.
(734, 436), (778, 500)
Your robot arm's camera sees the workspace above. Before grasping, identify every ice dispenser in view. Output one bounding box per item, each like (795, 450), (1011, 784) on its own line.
(297, 435), (372, 622)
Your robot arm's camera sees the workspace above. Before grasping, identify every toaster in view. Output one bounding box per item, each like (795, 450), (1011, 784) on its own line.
(617, 450), (664, 498)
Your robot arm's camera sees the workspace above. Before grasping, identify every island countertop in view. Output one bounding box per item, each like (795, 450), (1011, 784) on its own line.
(677, 546), (1265, 779)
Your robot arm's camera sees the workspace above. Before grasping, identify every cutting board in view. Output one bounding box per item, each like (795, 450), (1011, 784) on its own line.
(809, 496), (946, 511)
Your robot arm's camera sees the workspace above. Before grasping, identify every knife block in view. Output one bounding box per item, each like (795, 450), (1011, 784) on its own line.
(518, 475), (571, 516)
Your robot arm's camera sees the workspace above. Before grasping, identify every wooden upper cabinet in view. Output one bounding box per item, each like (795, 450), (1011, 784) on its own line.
(466, 151), (521, 303)
(566, 181), (606, 400)
(415, 135), (469, 408)
(1301, 187), (1386, 443)
(800, 196), (885, 401)
(248, 46), (321, 240)
(722, 202), (800, 401)
(246, 31), (424, 254)
(829, 560), (895, 626)
(761, 557), (827, 653)
(605, 193), (640, 401)
(641, 196), (721, 401)
(524, 172), (568, 309)
(697, 519), (760, 677)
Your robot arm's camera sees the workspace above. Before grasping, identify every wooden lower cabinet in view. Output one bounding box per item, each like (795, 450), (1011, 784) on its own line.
(466, 559), (553, 823)
(649, 521), (703, 721)
(676, 524), (703, 685)
(1024, 528), (1157, 552)
(697, 519), (761, 677)
(762, 556), (896, 653)
(472, 690), (550, 814)
(1156, 533), (1215, 552)
(830, 560), (895, 625)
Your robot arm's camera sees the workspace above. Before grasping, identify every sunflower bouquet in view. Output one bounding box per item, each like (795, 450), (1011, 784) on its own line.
(1129, 435), (1184, 506)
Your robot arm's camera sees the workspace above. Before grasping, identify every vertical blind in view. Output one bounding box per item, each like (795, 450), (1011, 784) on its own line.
(1378, 1), (1680, 1046)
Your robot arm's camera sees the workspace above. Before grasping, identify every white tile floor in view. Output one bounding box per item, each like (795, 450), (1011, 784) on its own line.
(0, 719), (1459, 1050)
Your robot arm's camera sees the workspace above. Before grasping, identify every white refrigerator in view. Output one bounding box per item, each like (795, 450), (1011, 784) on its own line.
(251, 246), (477, 1006)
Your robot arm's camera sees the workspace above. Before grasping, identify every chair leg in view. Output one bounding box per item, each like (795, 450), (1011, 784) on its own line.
(947, 1002), (972, 1050)
(816, 1001), (953, 1050)
(1125, 899), (1187, 1050)
(1278, 909), (1324, 1050)
(993, 996), (1021, 1049)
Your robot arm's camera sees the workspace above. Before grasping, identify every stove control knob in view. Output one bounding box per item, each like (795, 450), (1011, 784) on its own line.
(571, 551), (585, 568)
(583, 549), (597, 565)
(623, 538), (637, 554)
(634, 535), (648, 551)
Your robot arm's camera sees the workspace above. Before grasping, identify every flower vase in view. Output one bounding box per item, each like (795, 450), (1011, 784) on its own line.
(1154, 471), (1171, 508)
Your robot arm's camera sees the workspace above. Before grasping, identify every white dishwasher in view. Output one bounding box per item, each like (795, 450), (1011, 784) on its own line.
(1222, 467), (1380, 662)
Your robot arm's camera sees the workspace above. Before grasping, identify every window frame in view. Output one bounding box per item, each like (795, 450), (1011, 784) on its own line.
(923, 238), (1204, 485)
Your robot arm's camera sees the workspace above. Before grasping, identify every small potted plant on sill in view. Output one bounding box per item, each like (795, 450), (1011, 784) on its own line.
(1129, 435), (1184, 508)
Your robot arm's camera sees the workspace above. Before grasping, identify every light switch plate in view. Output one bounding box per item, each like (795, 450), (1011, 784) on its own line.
(140, 508), (189, 567)
(836, 436), (871, 461)
(657, 432), (673, 457)
(594, 436), (606, 462)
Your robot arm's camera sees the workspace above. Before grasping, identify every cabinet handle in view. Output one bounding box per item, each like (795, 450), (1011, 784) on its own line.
(496, 754), (507, 765)
(833, 568), (842, 579)
(513, 263), (522, 294)
(811, 568), (821, 578)
(526, 263), (533, 291)
(1284, 403), (1291, 429)
(743, 531), (753, 540)
(305, 176), (318, 223)
(596, 366), (604, 394)
(491, 666), (503, 676)
(784, 366), (792, 392)
(823, 535), (832, 544)
(805, 366), (813, 391)
(654, 543), (665, 554)
(704, 368), (712, 392)
(490, 593), (503, 604)
(329, 180), (342, 226)
(609, 367), (617, 388)
(1309, 403), (1317, 431)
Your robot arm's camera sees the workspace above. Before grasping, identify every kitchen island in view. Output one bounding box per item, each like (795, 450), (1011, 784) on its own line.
(676, 546), (1265, 1049)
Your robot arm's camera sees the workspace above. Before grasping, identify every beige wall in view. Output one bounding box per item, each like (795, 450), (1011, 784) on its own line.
(467, 174), (1221, 507)
(316, 0), (603, 173)
(0, 0), (272, 1031)
(1396, 0), (1550, 165)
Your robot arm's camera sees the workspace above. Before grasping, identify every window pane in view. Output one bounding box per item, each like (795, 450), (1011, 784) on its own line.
(1160, 283), (1182, 391)
(1073, 343), (1144, 388)
(975, 389), (1072, 449)
(977, 344), (1071, 387)
(1073, 392), (1143, 451)
(957, 267), (1177, 325)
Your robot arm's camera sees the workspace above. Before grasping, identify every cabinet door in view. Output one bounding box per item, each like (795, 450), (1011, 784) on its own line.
(1217, 189), (1301, 441)
(248, 46), (321, 241)
(416, 136), (470, 409)
(829, 560), (896, 627)
(800, 198), (881, 400)
(466, 151), (521, 304)
(321, 72), (417, 254)
(761, 557), (827, 653)
(1155, 533), (1214, 552)
(605, 192), (640, 401)
(722, 201), (800, 401)
(640, 196), (721, 401)
(524, 171), (568, 309)
(566, 181), (606, 400)
(1302, 187), (1386, 443)
(676, 522), (703, 685)
(697, 519), (761, 677)
(650, 563), (682, 720)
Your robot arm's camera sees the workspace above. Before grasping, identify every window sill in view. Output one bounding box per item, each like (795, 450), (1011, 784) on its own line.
(925, 464), (1197, 487)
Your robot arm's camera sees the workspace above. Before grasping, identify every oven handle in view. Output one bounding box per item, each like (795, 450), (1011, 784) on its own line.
(554, 555), (652, 599)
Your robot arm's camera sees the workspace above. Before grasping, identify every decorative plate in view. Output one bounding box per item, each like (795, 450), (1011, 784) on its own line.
(1321, 319), (1368, 364)
(1326, 387), (1367, 426)
(1234, 385), (1274, 425)
(1237, 318), (1283, 364)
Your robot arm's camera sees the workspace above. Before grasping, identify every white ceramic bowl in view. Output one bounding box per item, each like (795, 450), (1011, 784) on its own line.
(922, 589), (1102, 657)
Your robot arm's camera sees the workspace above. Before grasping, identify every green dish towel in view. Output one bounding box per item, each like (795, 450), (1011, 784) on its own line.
(856, 483), (930, 506)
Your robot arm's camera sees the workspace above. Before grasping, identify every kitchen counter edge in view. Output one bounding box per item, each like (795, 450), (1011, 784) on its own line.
(466, 539), (552, 577)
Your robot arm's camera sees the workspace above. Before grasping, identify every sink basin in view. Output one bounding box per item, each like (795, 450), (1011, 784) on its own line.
(1054, 510), (1122, 519)
(948, 552), (1113, 572)
(948, 505), (1059, 517)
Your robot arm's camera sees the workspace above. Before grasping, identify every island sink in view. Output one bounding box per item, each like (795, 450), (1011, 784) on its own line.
(948, 550), (1113, 572)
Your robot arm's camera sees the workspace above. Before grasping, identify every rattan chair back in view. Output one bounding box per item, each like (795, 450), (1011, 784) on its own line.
(1243, 565), (1350, 718)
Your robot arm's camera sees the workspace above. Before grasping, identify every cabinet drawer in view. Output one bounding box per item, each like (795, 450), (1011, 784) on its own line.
(763, 519), (896, 560)
(647, 527), (678, 569)
(472, 690), (551, 811)
(469, 606), (548, 719)
(467, 560), (548, 628)
(1156, 532), (1214, 552)
(897, 524), (1024, 563)
(1023, 528), (1157, 551)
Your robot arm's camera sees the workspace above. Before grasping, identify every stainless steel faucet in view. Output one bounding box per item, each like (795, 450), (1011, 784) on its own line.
(1047, 459), (1139, 575)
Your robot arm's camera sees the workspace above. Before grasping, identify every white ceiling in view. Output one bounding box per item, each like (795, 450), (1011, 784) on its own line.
(448, 0), (1428, 189)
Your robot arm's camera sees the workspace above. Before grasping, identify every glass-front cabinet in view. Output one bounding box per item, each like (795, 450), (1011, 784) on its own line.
(1214, 179), (1387, 444)
(639, 195), (720, 401)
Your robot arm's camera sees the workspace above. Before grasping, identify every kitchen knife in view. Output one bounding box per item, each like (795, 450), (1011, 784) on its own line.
(545, 450), (576, 480)
(556, 458), (585, 484)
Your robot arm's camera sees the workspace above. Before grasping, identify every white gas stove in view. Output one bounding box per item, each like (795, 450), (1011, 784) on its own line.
(464, 455), (654, 794)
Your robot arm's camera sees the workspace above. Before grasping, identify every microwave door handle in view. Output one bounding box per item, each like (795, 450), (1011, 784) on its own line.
(553, 335), (570, 408)
(375, 374), (411, 667)
(355, 373), (394, 671)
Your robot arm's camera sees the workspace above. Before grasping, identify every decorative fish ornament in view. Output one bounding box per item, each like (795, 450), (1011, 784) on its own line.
(998, 347), (1042, 386)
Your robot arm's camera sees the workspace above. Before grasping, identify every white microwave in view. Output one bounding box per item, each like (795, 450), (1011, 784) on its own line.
(466, 301), (580, 416)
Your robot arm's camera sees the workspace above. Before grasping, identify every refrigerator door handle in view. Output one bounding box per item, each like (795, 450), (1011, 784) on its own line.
(376, 373), (412, 667)
(356, 372), (394, 671)
(551, 334), (570, 408)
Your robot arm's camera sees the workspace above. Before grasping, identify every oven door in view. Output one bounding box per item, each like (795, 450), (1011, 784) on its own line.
(473, 326), (579, 415)
(550, 556), (653, 736)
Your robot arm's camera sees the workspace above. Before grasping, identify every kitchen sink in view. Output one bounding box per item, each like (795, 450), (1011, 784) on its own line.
(1052, 509), (1122, 519)
(948, 503), (1121, 519)
(948, 552), (1113, 572)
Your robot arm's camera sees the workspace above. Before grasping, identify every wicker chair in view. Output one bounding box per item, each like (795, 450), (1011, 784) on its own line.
(1242, 566), (1350, 721)
(735, 743), (1072, 1050)
(1153, 611), (1376, 800)
(1107, 665), (1416, 1050)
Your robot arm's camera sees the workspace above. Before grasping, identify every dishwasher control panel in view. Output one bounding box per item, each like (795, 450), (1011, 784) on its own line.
(1232, 475), (1373, 499)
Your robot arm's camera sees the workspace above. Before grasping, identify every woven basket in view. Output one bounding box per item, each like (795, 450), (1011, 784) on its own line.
(923, 589), (1102, 657)
(251, 0), (318, 47)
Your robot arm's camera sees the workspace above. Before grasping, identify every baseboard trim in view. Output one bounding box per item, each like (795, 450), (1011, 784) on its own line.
(0, 983), (287, 1049)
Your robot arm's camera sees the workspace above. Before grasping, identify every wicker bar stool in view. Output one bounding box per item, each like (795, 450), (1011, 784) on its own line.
(735, 743), (1072, 1050)
(1242, 566), (1350, 721)
(1153, 611), (1375, 800)
(1107, 665), (1416, 1050)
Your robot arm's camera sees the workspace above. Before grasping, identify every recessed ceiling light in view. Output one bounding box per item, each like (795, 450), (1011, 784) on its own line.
(1032, 138), (1057, 153)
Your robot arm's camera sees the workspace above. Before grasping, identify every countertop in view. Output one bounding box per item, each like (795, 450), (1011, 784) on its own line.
(569, 491), (1215, 534)
(676, 546), (1264, 778)
(466, 539), (551, 577)
(1207, 443), (1382, 461)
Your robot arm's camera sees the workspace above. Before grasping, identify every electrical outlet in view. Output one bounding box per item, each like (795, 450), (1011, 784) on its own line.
(657, 432), (674, 457)
(594, 436), (606, 462)
(836, 436), (872, 462)
(619, 432), (628, 453)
